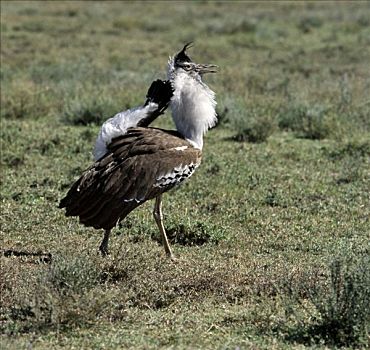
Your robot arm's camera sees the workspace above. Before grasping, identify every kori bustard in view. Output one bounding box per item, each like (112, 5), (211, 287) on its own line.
(59, 44), (218, 259)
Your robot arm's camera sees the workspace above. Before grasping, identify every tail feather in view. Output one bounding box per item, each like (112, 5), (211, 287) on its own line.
(145, 79), (173, 109)
(138, 80), (173, 127)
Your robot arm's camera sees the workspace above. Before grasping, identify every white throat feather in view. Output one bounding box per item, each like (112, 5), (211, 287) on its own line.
(167, 57), (217, 150)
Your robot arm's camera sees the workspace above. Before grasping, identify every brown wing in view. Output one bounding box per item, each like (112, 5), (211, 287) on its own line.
(59, 127), (202, 230)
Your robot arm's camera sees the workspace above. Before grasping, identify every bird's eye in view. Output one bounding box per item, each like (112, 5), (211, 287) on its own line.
(182, 63), (191, 71)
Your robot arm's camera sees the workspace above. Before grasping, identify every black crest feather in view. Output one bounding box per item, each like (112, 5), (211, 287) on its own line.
(175, 42), (193, 65)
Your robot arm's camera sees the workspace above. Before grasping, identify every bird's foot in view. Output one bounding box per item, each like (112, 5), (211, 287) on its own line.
(99, 245), (109, 257)
(99, 230), (111, 257)
(167, 253), (179, 262)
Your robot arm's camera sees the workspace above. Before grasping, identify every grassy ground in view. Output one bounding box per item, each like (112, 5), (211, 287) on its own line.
(1, 1), (370, 349)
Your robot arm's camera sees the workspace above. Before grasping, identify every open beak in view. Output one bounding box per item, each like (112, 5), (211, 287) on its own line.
(195, 63), (219, 74)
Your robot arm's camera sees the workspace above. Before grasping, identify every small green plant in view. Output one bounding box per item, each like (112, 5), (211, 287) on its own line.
(150, 220), (227, 246)
(278, 103), (331, 140)
(297, 16), (323, 33)
(335, 156), (363, 184)
(207, 18), (257, 35)
(325, 140), (369, 184)
(62, 93), (118, 126)
(263, 188), (286, 207)
(0, 81), (53, 120)
(282, 254), (370, 347)
(338, 74), (352, 112)
(326, 140), (370, 160)
(1, 254), (104, 334)
(233, 114), (275, 143)
(44, 255), (100, 295)
(227, 99), (275, 143)
(311, 255), (370, 346)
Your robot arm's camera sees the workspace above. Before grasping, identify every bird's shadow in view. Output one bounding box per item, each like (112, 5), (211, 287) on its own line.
(1, 249), (52, 264)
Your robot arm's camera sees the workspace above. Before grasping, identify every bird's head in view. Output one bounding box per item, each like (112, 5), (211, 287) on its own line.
(168, 43), (218, 81)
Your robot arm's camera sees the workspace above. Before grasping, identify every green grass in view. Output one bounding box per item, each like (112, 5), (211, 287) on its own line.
(1, 1), (370, 349)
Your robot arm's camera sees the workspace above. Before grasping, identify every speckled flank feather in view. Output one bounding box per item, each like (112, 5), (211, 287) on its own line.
(154, 162), (199, 188)
(59, 127), (201, 230)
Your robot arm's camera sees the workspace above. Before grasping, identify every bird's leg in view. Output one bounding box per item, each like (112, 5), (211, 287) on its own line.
(99, 229), (111, 256)
(153, 195), (175, 260)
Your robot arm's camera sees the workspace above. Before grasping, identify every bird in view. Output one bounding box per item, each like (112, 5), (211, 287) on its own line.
(59, 44), (218, 259)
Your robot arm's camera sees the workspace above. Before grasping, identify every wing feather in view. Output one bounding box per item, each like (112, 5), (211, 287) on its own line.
(59, 127), (202, 230)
